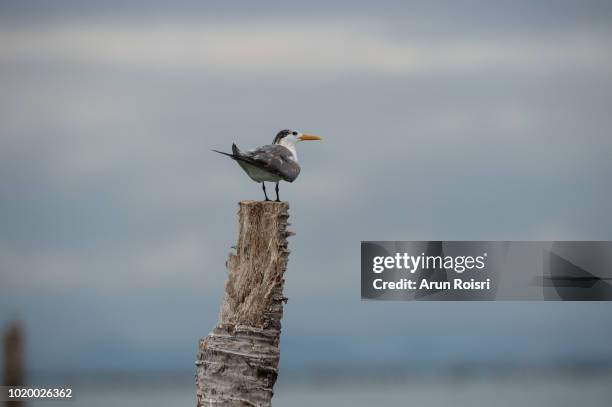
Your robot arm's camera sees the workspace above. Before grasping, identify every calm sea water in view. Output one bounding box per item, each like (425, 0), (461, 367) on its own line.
(29, 371), (612, 407)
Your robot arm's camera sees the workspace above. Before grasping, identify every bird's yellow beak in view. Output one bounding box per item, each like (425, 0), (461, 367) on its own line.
(298, 134), (322, 141)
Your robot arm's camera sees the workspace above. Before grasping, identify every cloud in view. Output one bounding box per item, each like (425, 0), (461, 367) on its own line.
(1, 21), (612, 77)
(0, 232), (219, 300)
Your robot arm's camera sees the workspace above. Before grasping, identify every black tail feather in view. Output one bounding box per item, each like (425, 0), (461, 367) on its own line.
(212, 145), (255, 167)
(211, 149), (234, 158)
(212, 143), (241, 159)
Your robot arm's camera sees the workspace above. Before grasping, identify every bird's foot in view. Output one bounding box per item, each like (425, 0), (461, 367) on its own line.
(275, 199), (281, 202)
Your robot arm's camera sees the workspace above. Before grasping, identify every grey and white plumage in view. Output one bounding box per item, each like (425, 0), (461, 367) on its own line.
(212, 129), (321, 202)
(230, 143), (300, 183)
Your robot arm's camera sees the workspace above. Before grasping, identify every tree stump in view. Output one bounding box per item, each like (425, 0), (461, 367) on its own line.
(196, 201), (293, 407)
(3, 321), (25, 407)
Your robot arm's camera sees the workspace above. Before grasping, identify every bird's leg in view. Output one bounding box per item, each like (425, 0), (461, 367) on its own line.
(262, 182), (270, 201)
(275, 182), (280, 202)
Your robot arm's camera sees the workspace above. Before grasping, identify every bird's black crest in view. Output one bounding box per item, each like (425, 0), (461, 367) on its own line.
(273, 129), (292, 144)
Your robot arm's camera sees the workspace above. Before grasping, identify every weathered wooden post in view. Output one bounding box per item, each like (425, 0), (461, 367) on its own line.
(3, 321), (25, 407)
(196, 201), (293, 407)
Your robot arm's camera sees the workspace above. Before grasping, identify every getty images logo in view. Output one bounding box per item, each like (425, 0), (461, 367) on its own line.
(372, 252), (488, 274)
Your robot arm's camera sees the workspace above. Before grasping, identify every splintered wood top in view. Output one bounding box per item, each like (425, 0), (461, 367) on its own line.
(239, 200), (289, 207)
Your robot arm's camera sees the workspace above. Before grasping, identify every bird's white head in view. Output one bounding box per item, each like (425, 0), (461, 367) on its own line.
(273, 129), (321, 160)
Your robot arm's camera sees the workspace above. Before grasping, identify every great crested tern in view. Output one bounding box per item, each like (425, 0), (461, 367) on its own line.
(213, 129), (322, 202)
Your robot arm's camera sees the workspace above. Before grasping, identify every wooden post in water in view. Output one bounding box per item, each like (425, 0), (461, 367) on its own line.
(196, 201), (293, 407)
(3, 321), (25, 407)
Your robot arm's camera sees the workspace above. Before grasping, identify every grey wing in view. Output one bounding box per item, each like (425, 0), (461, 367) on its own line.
(242, 145), (301, 182)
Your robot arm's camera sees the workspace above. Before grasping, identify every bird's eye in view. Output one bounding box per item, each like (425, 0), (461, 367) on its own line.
(292, 131), (298, 136)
